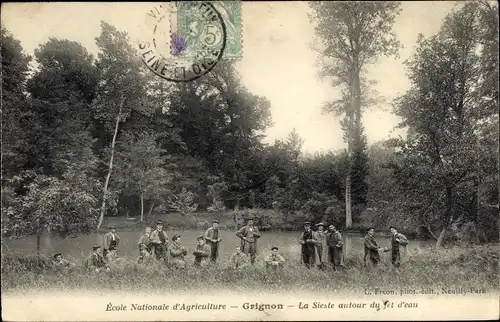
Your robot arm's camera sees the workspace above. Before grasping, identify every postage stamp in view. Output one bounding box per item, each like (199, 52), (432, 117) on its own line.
(138, 1), (227, 82)
(174, 1), (241, 59)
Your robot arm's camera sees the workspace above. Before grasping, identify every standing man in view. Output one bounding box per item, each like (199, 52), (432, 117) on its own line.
(364, 227), (383, 268)
(138, 226), (152, 255)
(299, 222), (316, 269)
(103, 226), (120, 258)
(204, 219), (222, 264)
(150, 220), (169, 263)
(388, 226), (409, 268)
(326, 224), (344, 270)
(264, 246), (285, 272)
(193, 235), (211, 267)
(236, 217), (261, 265)
(313, 223), (328, 269)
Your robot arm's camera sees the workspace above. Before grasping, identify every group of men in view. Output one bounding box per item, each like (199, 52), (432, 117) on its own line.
(51, 218), (409, 273)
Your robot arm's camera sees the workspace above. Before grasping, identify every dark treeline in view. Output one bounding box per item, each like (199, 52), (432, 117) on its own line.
(2, 2), (498, 249)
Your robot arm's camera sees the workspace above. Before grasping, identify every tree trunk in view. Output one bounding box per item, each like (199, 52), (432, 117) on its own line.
(97, 96), (124, 231)
(436, 186), (454, 249)
(140, 191), (145, 223)
(36, 231), (41, 263)
(436, 228), (447, 249)
(147, 201), (155, 217)
(233, 201), (240, 231)
(345, 171), (352, 229)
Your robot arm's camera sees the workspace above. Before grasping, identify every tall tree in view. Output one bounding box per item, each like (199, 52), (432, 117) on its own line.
(392, 2), (498, 247)
(1, 27), (32, 178)
(310, 2), (402, 228)
(26, 38), (98, 176)
(92, 22), (148, 230)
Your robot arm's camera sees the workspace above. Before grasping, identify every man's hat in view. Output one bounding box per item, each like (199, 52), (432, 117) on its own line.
(304, 221), (311, 226)
(367, 227), (375, 232)
(246, 217), (254, 221)
(212, 219), (219, 224)
(172, 234), (180, 241)
(197, 235), (204, 240)
(108, 225), (116, 229)
(315, 222), (325, 227)
(139, 243), (146, 249)
(389, 226), (397, 230)
(271, 246), (279, 251)
(92, 245), (100, 251)
(156, 220), (163, 225)
(53, 253), (62, 259)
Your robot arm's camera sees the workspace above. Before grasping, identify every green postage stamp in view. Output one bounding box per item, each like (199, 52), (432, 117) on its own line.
(172, 1), (241, 59)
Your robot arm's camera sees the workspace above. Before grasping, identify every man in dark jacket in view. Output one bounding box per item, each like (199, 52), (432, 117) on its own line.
(193, 235), (211, 267)
(299, 222), (316, 269)
(364, 227), (382, 268)
(388, 226), (409, 268)
(88, 245), (109, 273)
(204, 220), (222, 263)
(150, 220), (169, 263)
(103, 226), (120, 258)
(326, 224), (344, 270)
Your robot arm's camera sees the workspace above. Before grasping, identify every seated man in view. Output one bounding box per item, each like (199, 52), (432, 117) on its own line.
(106, 247), (126, 267)
(193, 235), (211, 267)
(264, 246), (285, 271)
(89, 245), (109, 273)
(52, 253), (72, 272)
(169, 235), (188, 269)
(228, 246), (249, 270)
(138, 226), (152, 255)
(137, 243), (153, 265)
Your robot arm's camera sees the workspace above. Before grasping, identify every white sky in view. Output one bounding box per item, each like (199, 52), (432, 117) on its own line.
(2, 1), (460, 153)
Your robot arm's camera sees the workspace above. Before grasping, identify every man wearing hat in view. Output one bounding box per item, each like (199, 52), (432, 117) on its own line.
(299, 222), (316, 268)
(88, 245), (109, 273)
(169, 235), (188, 269)
(150, 220), (169, 263)
(387, 226), (409, 268)
(193, 235), (211, 267)
(264, 246), (285, 271)
(327, 224), (344, 270)
(364, 227), (382, 268)
(236, 217), (261, 265)
(103, 225), (120, 258)
(314, 223), (328, 269)
(204, 219), (223, 263)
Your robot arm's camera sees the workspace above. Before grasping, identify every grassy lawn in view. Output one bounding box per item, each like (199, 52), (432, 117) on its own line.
(2, 242), (498, 294)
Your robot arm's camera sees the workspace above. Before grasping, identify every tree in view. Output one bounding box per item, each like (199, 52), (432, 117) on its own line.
(2, 167), (100, 259)
(165, 61), (272, 209)
(26, 38), (98, 176)
(1, 26), (32, 178)
(92, 22), (148, 230)
(113, 133), (169, 222)
(310, 2), (402, 228)
(392, 2), (498, 247)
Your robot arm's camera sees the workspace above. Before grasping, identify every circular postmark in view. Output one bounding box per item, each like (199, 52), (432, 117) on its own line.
(139, 2), (226, 82)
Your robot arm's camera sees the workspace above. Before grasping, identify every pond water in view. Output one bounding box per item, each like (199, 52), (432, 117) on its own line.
(2, 230), (435, 262)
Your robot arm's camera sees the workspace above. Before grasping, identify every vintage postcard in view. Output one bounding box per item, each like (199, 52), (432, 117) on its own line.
(1, 1), (499, 321)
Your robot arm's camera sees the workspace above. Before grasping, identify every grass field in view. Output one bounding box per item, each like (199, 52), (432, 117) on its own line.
(2, 229), (498, 294)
